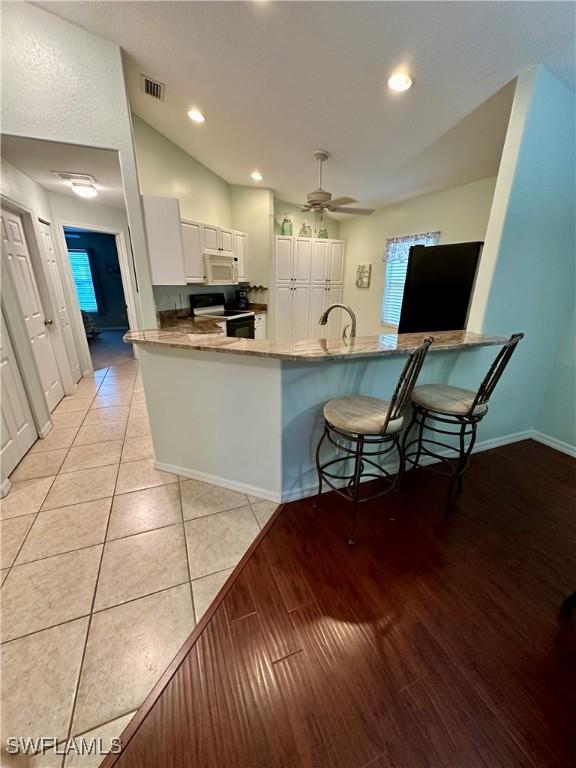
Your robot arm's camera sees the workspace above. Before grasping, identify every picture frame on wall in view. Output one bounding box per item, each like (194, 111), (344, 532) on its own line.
(356, 263), (372, 288)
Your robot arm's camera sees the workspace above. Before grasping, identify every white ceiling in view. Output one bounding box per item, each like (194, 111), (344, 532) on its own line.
(1, 136), (126, 208)
(37, 1), (575, 210)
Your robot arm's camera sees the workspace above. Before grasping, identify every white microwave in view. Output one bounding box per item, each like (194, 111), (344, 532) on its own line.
(203, 252), (238, 285)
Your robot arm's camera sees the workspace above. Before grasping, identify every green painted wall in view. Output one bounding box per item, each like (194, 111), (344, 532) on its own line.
(132, 114), (232, 226)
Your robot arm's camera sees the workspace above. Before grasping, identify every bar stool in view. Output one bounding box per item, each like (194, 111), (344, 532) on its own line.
(403, 333), (524, 512)
(314, 337), (433, 544)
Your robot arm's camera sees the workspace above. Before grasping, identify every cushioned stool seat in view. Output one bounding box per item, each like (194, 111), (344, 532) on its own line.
(411, 384), (488, 417)
(323, 395), (404, 435)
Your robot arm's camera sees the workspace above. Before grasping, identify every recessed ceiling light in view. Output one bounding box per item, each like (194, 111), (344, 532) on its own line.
(71, 183), (98, 198)
(188, 109), (205, 123)
(388, 72), (412, 92)
(250, 170), (263, 182)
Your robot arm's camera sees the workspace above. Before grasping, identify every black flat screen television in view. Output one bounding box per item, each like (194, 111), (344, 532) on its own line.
(397, 241), (482, 334)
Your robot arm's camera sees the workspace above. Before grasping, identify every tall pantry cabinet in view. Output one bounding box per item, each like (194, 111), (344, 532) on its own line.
(272, 236), (346, 341)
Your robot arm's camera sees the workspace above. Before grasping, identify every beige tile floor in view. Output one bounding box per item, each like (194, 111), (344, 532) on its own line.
(0, 360), (277, 767)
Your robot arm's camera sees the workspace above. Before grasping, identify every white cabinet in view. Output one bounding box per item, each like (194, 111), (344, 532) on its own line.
(234, 232), (247, 282)
(142, 195), (250, 286)
(310, 240), (330, 283)
(273, 236), (346, 341)
(201, 224), (220, 252)
(201, 224), (234, 257)
(274, 237), (311, 284)
(220, 227), (235, 256)
(254, 312), (267, 340)
(180, 221), (204, 283)
(311, 239), (345, 284)
(307, 284), (345, 339)
(142, 196), (186, 285)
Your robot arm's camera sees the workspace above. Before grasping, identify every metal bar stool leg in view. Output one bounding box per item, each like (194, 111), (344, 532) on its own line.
(446, 421), (477, 516)
(348, 436), (365, 545)
(313, 426), (328, 510)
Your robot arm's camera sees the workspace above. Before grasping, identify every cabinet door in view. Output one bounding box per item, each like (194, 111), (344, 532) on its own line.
(181, 222), (205, 283)
(291, 285), (311, 340)
(293, 238), (312, 283)
(275, 237), (293, 283)
(311, 240), (329, 283)
(329, 240), (345, 283)
(201, 224), (220, 252)
(274, 285), (293, 340)
(234, 232), (247, 281)
(142, 196), (185, 285)
(308, 285), (328, 339)
(219, 227), (235, 255)
(327, 284), (344, 338)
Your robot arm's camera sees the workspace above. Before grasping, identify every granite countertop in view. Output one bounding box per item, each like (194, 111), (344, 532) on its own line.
(124, 329), (507, 362)
(155, 310), (224, 335)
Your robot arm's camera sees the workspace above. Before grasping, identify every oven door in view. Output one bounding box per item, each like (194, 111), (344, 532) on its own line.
(226, 315), (255, 339)
(204, 253), (238, 285)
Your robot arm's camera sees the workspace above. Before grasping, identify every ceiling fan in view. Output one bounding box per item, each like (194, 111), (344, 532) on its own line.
(300, 150), (374, 216)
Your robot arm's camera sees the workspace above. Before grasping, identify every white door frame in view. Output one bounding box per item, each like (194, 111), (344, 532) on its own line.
(53, 219), (139, 375)
(0, 194), (75, 394)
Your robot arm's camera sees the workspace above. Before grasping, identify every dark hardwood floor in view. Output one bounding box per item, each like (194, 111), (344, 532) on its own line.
(105, 440), (576, 768)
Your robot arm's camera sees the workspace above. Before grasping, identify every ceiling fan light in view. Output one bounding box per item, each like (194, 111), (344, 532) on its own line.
(388, 72), (412, 92)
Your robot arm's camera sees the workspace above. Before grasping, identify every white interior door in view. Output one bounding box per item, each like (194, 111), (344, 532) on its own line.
(1, 210), (64, 412)
(1, 308), (37, 479)
(38, 221), (81, 384)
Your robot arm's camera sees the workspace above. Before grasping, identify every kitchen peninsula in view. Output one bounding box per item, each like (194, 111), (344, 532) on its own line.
(125, 329), (507, 502)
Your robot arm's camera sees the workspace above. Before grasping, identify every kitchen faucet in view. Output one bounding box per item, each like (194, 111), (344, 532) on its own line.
(319, 303), (357, 341)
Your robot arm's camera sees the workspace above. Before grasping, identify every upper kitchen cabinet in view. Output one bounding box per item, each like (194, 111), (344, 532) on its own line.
(233, 231), (247, 282)
(180, 220), (204, 283)
(142, 195), (250, 285)
(274, 236), (312, 284)
(311, 239), (345, 284)
(142, 195), (186, 285)
(201, 224), (235, 257)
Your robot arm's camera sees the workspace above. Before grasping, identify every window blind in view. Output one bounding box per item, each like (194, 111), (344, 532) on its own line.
(68, 249), (99, 313)
(381, 231), (440, 326)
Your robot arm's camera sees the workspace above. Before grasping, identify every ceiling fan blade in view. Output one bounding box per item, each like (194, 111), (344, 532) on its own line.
(327, 197), (357, 207)
(300, 205), (312, 212)
(331, 206), (375, 216)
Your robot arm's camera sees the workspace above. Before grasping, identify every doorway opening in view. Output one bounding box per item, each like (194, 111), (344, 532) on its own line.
(64, 226), (133, 370)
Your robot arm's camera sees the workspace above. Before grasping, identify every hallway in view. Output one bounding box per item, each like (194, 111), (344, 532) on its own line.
(88, 330), (133, 370)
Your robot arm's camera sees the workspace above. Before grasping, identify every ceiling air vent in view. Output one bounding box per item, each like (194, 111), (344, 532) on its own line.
(140, 74), (165, 101)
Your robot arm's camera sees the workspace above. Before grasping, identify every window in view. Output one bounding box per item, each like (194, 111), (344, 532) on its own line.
(381, 231), (440, 326)
(68, 249), (99, 313)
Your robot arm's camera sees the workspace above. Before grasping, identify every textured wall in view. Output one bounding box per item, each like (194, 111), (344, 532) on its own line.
(2, 2), (155, 327)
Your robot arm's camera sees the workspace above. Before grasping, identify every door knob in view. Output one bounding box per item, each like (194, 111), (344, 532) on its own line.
(44, 319), (53, 326)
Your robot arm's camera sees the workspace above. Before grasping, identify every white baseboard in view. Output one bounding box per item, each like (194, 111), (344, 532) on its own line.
(531, 430), (576, 458)
(281, 429), (534, 502)
(1, 477), (12, 498)
(156, 429), (572, 507)
(38, 421), (53, 439)
(153, 461), (282, 503)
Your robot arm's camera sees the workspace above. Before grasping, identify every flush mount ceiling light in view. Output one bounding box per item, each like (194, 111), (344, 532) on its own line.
(387, 72), (413, 92)
(250, 170), (263, 182)
(187, 109), (205, 123)
(71, 183), (98, 198)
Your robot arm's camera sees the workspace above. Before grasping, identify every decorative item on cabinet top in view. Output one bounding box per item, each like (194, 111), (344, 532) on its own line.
(141, 194), (248, 286)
